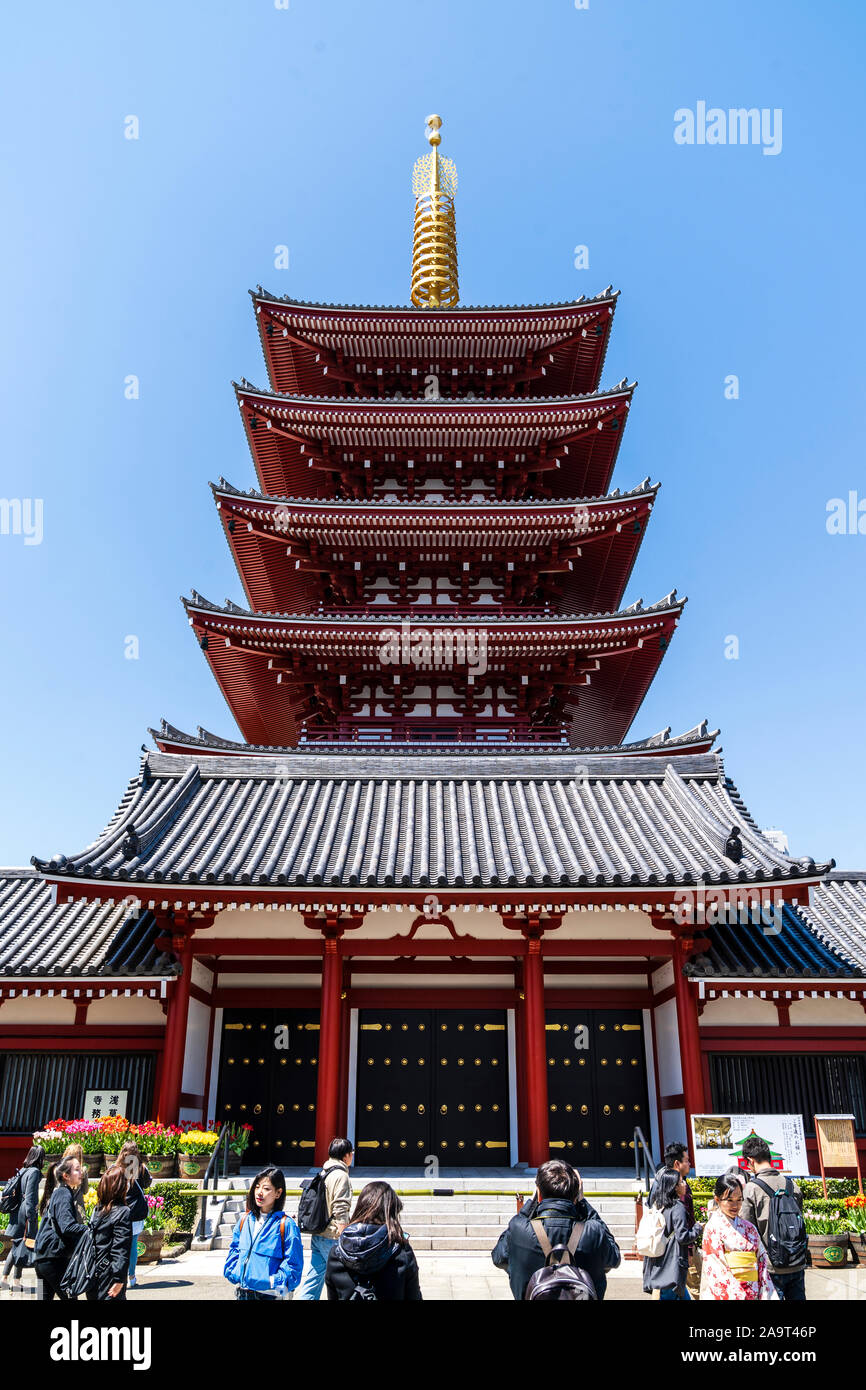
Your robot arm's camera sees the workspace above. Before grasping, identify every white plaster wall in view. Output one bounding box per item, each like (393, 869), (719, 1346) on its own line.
(642, 1007), (661, 1162)
(653, 998), (682, 1098)
(560, 908), (656, 941)
(86, 995), (165, 1025)
(194, 907), (309, 940)
(0, 995), (76, 1024)
(191, 960), (214, 993)
(206, 1007), (223, 1120)
(181, 997), (211, 1102)
(217, 974), (320, 989)
(699, 996), (778, 1026)
(788, 996), (866, 1025)
(652, 961), (675, 994)
(662, 1106), (687, 1149)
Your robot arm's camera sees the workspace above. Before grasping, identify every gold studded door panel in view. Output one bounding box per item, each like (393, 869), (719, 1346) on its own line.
(546, 1010), (649, 1166)
(593, 1011), (649, 1161)
(355, 1010), (432, 1162)
(433, 1010), (509, 1166)
(217, 1009), (319, 1163)
(545, 1011), (597, 1162)
(270, 1010), (320, 1162)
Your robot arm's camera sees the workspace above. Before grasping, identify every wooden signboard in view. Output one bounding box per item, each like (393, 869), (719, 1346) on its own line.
(814, 1114), (863, 1196)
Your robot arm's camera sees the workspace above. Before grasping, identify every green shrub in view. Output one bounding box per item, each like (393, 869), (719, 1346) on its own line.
(148, 1180), (198, 1234)
(0, 1212), (8, 1232)
(800, 1177), (859, 1200)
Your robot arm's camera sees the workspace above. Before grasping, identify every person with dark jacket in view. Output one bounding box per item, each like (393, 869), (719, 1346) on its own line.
(326, 1181), (422, 1300)
(118, 1140), (152, 1288)
(87, 1164), (133, 1301)
(642, 1169), (700, 1300)
(1, 1144), (45, 1293)
(33, 1156), (86, 1300)
(59, 1143), (90, 1224)
(492, 1160), (621, 1300)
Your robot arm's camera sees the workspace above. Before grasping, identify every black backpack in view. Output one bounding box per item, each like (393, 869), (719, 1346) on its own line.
(60, 1226), (97, 1298)
(753, 1177), (808, 1269)
(0, 1169), (23, 1216)
(296, 1169), (330, 1234)
(524, 1220), (598, 1301)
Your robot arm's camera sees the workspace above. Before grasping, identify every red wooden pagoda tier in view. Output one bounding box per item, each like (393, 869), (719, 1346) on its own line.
(251, 289), (618, 398)
(211, 478), (658, 617)
(183, 592), (685, 748)
(235, 381), (634, 500)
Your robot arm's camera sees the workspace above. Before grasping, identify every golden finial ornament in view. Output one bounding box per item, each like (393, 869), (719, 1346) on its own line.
(411, 114), (459, 309)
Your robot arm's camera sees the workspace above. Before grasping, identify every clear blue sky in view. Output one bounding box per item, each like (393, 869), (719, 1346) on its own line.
(1, 0), (864, 869)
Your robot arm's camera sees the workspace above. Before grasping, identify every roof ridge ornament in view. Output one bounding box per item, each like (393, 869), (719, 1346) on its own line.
(411, 115), (459, 309)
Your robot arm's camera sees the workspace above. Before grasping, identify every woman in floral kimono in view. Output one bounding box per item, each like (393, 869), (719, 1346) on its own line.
(700, 1172), (777, 1300)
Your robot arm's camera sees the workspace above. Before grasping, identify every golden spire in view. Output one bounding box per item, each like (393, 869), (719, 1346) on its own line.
(411, 114), (459, 309)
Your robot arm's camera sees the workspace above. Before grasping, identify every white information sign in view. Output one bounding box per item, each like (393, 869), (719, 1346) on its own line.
(690, 1112), (810, 1177)
(84, 1089), (129, 1122)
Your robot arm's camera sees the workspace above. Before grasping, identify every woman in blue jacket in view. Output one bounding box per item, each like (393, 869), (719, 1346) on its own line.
(223, 1166), (303, 1301)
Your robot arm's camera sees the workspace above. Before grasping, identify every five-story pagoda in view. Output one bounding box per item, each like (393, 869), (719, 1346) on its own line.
(180, 116), (682, 752)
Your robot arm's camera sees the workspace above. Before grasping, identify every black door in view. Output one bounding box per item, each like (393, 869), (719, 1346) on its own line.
(217, 1009), (320, 1164)
(355, 1008), (510, 1166)
(546, 1009), (649, 1165)
(435, 1010), (510, 1164)
(355, 1010), (430, 1163)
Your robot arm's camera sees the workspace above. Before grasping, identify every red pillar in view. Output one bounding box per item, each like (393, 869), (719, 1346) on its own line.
(314, 933), (343, 1164)
(157, 929), (194, 1125)
(672, 937), (706, 1131)
(514, 960), (528, 1163)
(523, 934), (550, 1168)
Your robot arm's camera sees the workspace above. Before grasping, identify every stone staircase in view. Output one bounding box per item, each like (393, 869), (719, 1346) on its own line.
(211, 1185), (637, 1256)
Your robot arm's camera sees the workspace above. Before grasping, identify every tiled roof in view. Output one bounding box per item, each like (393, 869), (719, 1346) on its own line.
(686, 900), (858, 979)
(31, 749), (827, 891)
(0, 870), (177, 978)
(150, 718), (719, 759)
(251, 287), (620, 313)
(798, 874), (866, 971)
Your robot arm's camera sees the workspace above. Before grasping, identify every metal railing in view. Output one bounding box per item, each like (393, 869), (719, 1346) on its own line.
(633, 1126), (658, 1194)
(194, 1127), (232, 1242)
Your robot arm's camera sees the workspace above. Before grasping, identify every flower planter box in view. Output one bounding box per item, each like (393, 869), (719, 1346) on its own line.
(83, 1152), (104, 1179)
(135, 1231), (164, 1265)
(177, 1152), (214, 1180)
(143, 1153), (178, 1180)
(227, 1151), (242, 1176)
(807, 1231), (849, 1268)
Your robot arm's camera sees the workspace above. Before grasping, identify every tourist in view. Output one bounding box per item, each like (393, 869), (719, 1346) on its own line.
(700, 1173), (777, 1300)
(491, 1159), (621, 1300)
(118, 1139), (152, 1288)
(650, 1141), (701, 1295)
(0, 1143), (45, 1294)
(642, 1169), (698, 1300)
(60, 1142), (90, 1222)
(86, 1164), (133, 1301)
(223, 1166), (303, 1301)
(33, 1156), (86, 1300)
(296, 1136), (354, 1301)
(325, 1181), (421, 1300)
(739, 1135), (808, 1300)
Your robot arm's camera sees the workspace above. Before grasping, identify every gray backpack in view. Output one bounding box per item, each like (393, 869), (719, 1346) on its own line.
(524, 1220), (598, 1301)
